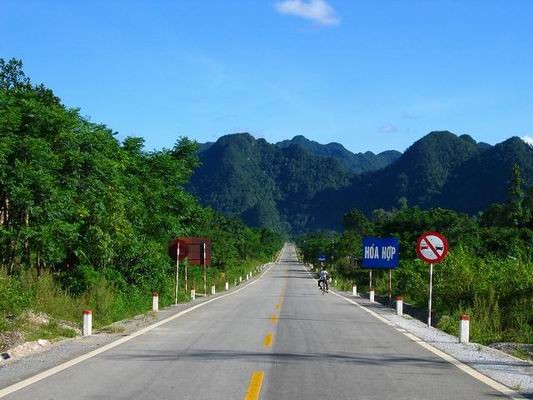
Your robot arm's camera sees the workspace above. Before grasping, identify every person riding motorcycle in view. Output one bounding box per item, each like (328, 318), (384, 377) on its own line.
(318, 267), (329, 292)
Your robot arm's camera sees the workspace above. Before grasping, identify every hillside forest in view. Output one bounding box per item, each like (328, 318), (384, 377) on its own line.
(0, 59), (283, 348)
(190, 132), (532, 234)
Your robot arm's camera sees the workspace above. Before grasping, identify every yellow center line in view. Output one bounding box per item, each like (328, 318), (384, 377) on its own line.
(275, 303), (281, 309)
(270, 314), (279, 324)
(244, 371), (264, 400)
(263, 332), (273, 347)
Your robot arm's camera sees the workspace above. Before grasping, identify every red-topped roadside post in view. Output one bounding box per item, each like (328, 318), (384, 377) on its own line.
(459, 314), (470, 343)
(152, 292), (159, 312)
(395, 296), (403, 316)
(82, 310), (92, 336)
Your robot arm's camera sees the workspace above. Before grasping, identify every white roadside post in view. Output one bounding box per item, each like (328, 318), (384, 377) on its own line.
(190, 288), (196, 300)
(369, 288), (375, 303)
(225, 282), (229, 291)
(395, 296), (403, 316)
(239, 276), (242, 283)
(211, 284), (216, 295)
(82, 310), (92, 336)
(152, 292), (159, 312)
(352, 284), (358, 297)
(459, 314), (470, 343)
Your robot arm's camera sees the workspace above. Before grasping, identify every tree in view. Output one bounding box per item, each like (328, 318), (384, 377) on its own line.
(0, 58), (30, 90)
(508, 164), (524, 226)
(343, 209), (371, 235)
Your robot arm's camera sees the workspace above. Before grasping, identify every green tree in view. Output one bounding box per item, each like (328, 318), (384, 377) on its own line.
(508, 163), (524, 226)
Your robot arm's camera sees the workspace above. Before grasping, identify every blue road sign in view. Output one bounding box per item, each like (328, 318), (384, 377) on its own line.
(362, 237), (399, 269)
(317, 254), (327, 262)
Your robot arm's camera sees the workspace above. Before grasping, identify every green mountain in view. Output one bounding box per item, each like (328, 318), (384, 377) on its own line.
(276, 135), (401, 173)
(312, 132), (533, 230)
(189, 133), (352, 233)
(438, 137), (533, 213)
(190, 131), (533, 233)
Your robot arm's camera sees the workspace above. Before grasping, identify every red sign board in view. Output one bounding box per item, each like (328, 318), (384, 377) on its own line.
(168, 239), (189, 261)
(168, 237), (211, 266)
(416, 232), (449, 264)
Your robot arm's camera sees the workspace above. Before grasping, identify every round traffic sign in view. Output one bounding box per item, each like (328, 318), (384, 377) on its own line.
(416, 232), (448, 264)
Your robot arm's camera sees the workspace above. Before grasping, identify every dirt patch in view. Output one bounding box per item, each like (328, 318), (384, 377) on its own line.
(0, 331), (24, 353)
(6, 339), (51, 359)
(103, 312), (157, 335)
(24, 311), (50, 326)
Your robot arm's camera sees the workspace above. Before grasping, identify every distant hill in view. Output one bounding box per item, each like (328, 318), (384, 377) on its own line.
(311, 132), (533, 230)
(190, 133), (352, 233)
(437, 137), (533, 213)
(190, 132), (533, 233)
(198, 142), (214, 152)
(276, 135), (401, 173)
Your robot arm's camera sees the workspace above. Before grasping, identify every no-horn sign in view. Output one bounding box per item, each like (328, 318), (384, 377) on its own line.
(416, 232), (449, 264)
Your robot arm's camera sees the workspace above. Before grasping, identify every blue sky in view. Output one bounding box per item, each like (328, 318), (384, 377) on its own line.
(1, 0), (532, 153)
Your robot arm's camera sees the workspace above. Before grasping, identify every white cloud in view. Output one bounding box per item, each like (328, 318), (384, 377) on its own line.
(521, 135), (533, 146)
(274, 0), (340, 26)
(379, 123), (398, 134)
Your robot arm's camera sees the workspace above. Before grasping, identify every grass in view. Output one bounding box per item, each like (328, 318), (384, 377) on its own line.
(512, 347), (532, 361)
(24, 321), (77, 342)
(324, 249), (533, 346)
(99, 325), (126, 334)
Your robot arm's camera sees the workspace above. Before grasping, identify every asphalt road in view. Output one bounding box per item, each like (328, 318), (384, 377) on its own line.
(2, 244), (508, 399)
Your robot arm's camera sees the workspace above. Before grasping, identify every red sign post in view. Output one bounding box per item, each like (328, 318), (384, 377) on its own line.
(168, 237), (212, 302)
(416, 232), (449, 327)
(168, 239), (188, 304)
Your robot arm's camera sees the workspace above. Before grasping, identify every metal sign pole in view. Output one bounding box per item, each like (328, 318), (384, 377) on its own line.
(185, 261), (188, 293)
(427, 263), (433, 326)
(389, 269), (392, 304)
(203, 243), (207, 296)
(175, 245), (180, 305)
(369, 270), (373, 289)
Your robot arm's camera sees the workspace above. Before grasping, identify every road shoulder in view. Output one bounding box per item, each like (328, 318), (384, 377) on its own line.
(331, 287), (533, 399)
(0, 262), (274, 391)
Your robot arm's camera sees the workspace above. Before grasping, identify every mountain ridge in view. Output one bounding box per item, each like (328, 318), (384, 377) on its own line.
(190, 132), (533, 234)
(275, 134), (402, 173)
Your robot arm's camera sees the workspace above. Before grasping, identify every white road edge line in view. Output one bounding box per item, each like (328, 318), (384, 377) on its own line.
(332, 289), (525, 399)
(302, 265), (525, 400)
(0, 260), (279, 398)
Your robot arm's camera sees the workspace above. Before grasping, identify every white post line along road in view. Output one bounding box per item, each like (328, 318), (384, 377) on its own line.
(0, 244), (516, 400)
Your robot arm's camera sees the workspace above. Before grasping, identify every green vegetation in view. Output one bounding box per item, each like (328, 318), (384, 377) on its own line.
(512, 347), (532, 361)
(190, 133), (354, 234)
(0, 58), (283, 348)
(276, 135), (401, 173)
(192, 130), (533, 234)
(298, 176), (533, 344)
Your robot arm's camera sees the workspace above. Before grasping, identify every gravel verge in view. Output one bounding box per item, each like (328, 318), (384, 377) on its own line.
(336, 289), (533, 399)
